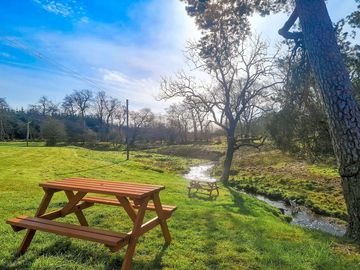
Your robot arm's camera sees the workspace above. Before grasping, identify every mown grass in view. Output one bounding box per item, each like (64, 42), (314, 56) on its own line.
(219, 147), (347, 220)
(0, 143), (360, 269)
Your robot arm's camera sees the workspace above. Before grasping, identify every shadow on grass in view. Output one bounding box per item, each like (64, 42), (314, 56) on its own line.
(218, 186), (257, 216)
(3, 238), (169, 270)
(188, 191), (218, 201)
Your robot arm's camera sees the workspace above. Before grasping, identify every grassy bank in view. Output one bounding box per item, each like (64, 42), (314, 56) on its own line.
(146, 143), (225, 161)
(0, 143), (359, 269)
(219, 148), (347, 220)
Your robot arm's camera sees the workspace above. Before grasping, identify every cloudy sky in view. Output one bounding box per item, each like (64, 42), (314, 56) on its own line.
(0, 0), (357, 112)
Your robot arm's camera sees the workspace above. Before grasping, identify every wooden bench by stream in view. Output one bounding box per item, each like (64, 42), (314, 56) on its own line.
(187, 180), (219, 196)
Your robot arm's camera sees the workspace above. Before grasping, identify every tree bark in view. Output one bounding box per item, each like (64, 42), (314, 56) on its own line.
(221, 126), (236, 185)
(296, 0), (360, 240)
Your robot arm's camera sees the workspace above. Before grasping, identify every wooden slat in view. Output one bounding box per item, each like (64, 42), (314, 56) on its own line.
(7, 216), (129, 247)
(40, 182), (144, 198)
(117, 196), (137, 222)
(81, 196), (177, 214)
(137, 217), (160, 236)
(42, 182), (146, 194)
(55, 179), (158, 192)
(153, 192), (171, 244)
(66, 178), (164, 189)
(65, 191), (89, 226)
(17, 189), (55, 256)
(43, 178), (163, 192)
(40, 178), (164, 198)
(13, 202), (94, 232)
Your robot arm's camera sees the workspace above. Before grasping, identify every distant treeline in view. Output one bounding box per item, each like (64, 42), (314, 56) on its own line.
(0, 90), (220, 147)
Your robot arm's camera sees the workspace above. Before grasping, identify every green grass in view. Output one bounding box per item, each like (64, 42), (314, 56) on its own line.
(0, 143), (360, 269)
(220, 148), (347, 220)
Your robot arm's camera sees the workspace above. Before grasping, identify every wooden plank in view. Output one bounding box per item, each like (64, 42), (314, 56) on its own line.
(65, 191), (89, 226)
(7, 216), (129, 247)
(16, 189), (54, 256)
(117, 196), (137, 222)
(40, 178), (165, 198)
(82, 197), (177, 214)
(12, 202), (94, 231)
(153, 192), (171, 244)
(61, 191), (87, 216)
(44, 178), (164, 192)
(40, 182), (154, 198)
(137, 217), (160, 236)
(121, 198), (149, 270)
(55, 180), (158, 192)
(65, 178), (164, 189)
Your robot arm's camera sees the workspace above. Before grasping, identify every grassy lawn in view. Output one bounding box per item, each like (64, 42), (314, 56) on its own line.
(1, 143), (360, 269)
(216, 147), (347, 220)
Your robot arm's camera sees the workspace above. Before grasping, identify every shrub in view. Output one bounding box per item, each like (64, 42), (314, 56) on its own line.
(41, 118), (67, 146)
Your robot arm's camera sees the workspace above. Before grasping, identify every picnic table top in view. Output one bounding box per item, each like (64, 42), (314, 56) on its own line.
(40, 177), (165, 199)
(189, 178), (217, 183)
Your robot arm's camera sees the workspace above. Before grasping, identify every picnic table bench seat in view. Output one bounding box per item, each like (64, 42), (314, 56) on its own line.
(7, 215), (129, 251)
(81, 196), (177, 217)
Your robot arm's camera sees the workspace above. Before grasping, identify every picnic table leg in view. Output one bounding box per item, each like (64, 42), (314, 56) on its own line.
(16, 188), (54, 256)
(121, 198), (149, 270)
(64, 190), (89, 226)
(153, 192), (171, 244)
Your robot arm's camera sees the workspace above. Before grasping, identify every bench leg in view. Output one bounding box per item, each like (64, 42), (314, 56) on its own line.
(153, 193), (171, 244)
(17, 189), (54, 256)
(121, 198), (149, 270)
(65, 191), (89, 226)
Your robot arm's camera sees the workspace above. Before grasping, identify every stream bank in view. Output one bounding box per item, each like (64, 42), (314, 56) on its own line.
(183, 163), (346, 237)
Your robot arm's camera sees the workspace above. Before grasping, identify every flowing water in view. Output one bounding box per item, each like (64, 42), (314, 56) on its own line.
(183, 163), (346, 237)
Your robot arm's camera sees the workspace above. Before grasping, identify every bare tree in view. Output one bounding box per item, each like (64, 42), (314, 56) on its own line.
(129, 108), (154, 146)
(95, 91), (107, 124)
(105, 97), (120, 126)
(183, 99), (210, 141)
(38, 96), (58, 116)
(160, 34), (280, 184)
(72, 89), (93, 123)
(62, 95), (77, 116)
(166, 103), (192, 143)
(114, 104), (127, 127)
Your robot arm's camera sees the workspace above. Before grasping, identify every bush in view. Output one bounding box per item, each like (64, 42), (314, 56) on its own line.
(41, 118), (67, 146)
(83, 129), (97, 146)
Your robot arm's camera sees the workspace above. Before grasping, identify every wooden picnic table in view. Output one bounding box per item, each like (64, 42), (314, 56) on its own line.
(6, 178), (177, 270)
(187, 179), (219, 196)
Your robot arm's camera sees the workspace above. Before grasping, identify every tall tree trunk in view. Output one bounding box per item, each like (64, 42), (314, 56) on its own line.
(296, 0), (360, 240)
(221, 127), (236, 185)
(191, 111), (198, 141)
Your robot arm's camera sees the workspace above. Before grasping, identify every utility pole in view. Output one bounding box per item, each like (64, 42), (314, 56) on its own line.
(126, 99), (129, 160)
(26, 121), (31, 147)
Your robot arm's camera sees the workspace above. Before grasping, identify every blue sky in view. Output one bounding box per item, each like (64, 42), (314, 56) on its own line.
(0, 0), (358, 112)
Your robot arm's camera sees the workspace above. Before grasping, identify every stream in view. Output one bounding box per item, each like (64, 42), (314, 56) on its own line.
(183, 163), (346, 237)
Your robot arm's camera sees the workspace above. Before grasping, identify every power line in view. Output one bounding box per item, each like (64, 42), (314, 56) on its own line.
(0, 36), (111, 92)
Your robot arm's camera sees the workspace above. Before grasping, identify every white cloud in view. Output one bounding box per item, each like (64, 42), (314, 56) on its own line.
(3, 0), (200, 112)
(32, 0), (86, 19)
(80, 16), (89, 24)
